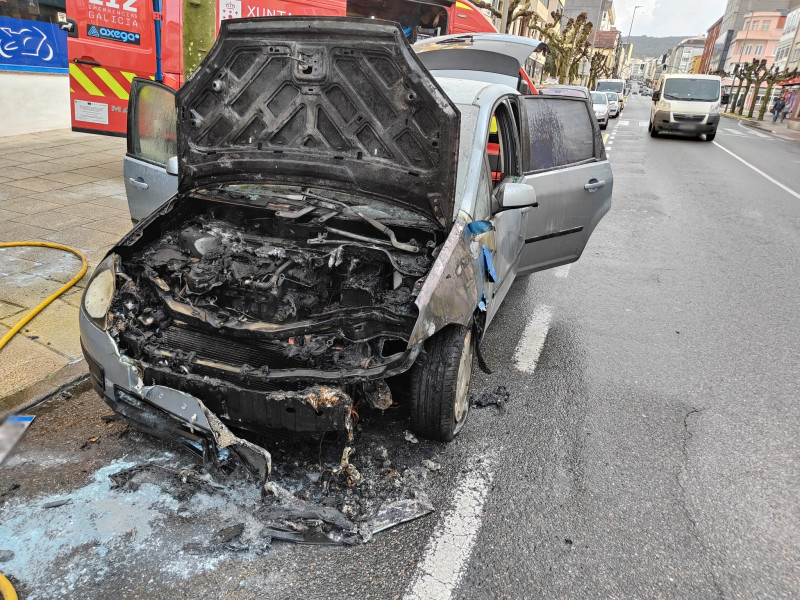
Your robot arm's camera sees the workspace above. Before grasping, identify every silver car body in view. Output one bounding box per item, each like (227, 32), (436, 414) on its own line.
(605, 92), (620, 118)
(591, 91), (609, 128)
(99, 23), (612, 448)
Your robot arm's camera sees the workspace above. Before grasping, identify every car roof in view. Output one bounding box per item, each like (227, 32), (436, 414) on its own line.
(436, 76), (517, 106)
(660, 73), (721, 80)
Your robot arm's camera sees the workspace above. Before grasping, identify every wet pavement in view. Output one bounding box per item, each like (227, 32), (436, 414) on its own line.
(1, 97), (799, 598)
(0, 129), (129, 405)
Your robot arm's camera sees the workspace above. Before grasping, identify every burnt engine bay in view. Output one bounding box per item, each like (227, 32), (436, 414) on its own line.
(107, 189), (441, 432)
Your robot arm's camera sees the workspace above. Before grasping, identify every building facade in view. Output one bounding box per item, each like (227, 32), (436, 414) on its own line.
(710, 0), (792, 74)
(701, 18), (724, 73)
(666, 36), (707, 74)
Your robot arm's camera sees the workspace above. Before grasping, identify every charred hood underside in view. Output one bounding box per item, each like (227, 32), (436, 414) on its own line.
(177, 17), (460, 227)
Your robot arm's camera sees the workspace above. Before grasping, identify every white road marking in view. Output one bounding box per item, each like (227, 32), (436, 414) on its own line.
(618, 120), (629, 126)
(723, 127), (745, 136)
(713, 142), (800, 201)
(751, 129), (770, 138)
(403, 460), (495, 600)
(553, 264), (571, 278)
(513, 305), (553, 374)
(638, 120), (649, 127)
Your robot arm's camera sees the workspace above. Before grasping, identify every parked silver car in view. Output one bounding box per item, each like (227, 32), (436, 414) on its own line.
(605, 91), (620, 118)
(83, 19), (612, 473)
(591, 91), (609, 129)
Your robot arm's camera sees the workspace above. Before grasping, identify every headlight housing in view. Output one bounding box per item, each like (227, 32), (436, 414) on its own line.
(710, 102), (720, 114)
(82, 254), (117, 330)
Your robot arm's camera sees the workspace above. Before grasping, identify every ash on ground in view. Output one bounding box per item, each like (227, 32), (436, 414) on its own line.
(470, 386), (511, 412)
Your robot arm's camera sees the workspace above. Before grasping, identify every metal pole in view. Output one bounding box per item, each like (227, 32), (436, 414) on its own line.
(183, 0), (217, 79)
(499, 0), (510, 34)
(626, 5), (643, 47)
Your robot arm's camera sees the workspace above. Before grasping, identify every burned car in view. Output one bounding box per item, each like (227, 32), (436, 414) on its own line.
(81, 18), (612, 469)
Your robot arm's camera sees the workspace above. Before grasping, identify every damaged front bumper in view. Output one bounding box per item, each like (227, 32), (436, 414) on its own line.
(80, 310), (414, 482)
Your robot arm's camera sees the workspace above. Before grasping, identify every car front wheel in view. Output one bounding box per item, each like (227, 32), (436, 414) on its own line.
(706, 129), (717, 141)
(409, 324), (474, 442)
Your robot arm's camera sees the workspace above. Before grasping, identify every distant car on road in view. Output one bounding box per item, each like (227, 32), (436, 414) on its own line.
(81, 20), (613, 466)
(596, 78), (626, 110)
(649, 74), (730, 141)
(591, 91), (610, 129)
(605, 92), (621, 118)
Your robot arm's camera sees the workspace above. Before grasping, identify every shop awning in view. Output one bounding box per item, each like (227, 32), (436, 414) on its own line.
(778, 76), (800, 86)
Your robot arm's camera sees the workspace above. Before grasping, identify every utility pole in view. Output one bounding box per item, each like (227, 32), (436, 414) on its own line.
(183, 0), (216, 79)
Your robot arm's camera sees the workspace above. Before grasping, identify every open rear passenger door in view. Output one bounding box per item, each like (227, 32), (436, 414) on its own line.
(515, 95), (612, 276)
(124, 79), (179, 222)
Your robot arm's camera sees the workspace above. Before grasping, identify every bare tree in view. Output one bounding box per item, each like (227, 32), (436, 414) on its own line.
(527, 11), (592, 84)
(588, 50), (612, 90)
(735, 61), (760, 116)
(746, 59), (770, 118)
(757, 67), (799, 120)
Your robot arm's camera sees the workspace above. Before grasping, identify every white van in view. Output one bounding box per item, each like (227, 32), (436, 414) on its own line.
(649, 74), (730, 141)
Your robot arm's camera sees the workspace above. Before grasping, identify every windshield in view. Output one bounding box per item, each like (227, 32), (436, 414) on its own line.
(605, 92), (618, 102)
(663, 78), (720, 102)
(596, 81), (624, 93)
(591, 92), (608, 104)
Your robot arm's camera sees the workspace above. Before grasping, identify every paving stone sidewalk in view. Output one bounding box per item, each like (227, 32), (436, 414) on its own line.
(0, 129), (131, 405)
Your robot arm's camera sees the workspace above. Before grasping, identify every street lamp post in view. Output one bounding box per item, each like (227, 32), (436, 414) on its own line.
(623, 6), (643, 82)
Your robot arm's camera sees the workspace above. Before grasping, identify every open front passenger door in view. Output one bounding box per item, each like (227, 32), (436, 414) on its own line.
(124, 78), (179, 222)
(515, 95), (612, 276)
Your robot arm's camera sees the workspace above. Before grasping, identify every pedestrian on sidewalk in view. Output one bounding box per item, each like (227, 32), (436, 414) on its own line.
(781, 101), (791, 123)
(772, 97), (786, 123)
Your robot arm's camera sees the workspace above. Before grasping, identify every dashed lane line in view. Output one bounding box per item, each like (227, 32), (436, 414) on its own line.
(513, 305), (553, 374)
(713, 141), (800, 201)
(403, 459), (495, 600)
(639, 120), (649, 127)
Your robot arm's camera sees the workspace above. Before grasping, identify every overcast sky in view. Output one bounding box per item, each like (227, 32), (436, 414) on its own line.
(612, 0), (728, 37)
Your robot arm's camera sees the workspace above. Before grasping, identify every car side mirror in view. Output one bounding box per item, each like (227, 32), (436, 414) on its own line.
(496, 182), (537, 210)
(652, 91), (660, 102)
(166, 156), (179, 176)
(721, 93), (730, 105)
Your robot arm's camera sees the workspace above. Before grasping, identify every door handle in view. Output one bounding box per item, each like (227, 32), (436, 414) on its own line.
(128, 177), (149, 190)
(73, 58), (102, 67)
(584, 179), (606, 192)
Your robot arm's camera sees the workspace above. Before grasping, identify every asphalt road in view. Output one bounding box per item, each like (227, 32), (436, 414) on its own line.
(2, 95), (798, 599)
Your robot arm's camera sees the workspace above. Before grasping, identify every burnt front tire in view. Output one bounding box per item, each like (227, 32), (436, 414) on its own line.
(409, 324), (474, 442)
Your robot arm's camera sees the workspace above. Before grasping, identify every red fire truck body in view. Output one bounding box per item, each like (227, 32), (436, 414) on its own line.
(66, 0), (497, 135)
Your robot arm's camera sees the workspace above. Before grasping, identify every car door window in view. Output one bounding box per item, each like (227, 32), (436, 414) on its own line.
(128, 79), (177, 167)
(485, 102), (519, 188)
(519, 96), (600, 173)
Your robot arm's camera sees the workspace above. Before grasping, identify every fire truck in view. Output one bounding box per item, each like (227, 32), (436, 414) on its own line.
(64, 0), (497, 136)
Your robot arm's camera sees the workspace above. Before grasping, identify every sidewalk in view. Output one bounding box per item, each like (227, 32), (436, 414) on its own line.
(0, 129), (131, 410)
(722, 111), (800, 142)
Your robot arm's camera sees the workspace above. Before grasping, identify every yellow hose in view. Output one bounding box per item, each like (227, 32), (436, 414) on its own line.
(0, 242), (88, 353)
(0, 573), (17, 600)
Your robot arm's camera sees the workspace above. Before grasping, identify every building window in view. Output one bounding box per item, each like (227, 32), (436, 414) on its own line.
(762, 20), (770, 30)
(751, 20), (759, 30)
(792, 47), (800, 62)
(745, 45), (753, 54)
(754, 44), (763, 55)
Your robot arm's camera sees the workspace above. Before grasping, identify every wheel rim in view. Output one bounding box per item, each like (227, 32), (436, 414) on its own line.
(453, 329), (473, 426)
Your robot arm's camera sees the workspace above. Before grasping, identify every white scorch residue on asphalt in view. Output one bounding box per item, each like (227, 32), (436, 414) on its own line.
(513, 305), (553, 374)
(403, 458), (494, 600)
(0, 455), (262, 599)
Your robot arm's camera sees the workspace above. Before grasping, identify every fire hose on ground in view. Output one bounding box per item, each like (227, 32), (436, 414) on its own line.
(0, 242), (88, 353)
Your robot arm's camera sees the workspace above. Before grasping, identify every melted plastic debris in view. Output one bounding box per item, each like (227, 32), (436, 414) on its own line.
(471, 386), (511, 412)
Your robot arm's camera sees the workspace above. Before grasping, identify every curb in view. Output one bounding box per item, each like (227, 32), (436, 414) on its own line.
(0, 359), (89, 420)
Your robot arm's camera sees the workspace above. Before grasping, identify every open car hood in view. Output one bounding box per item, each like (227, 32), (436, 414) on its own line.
(177, 17), (460, 227)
